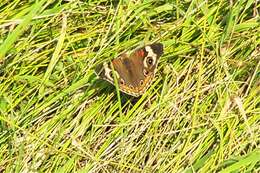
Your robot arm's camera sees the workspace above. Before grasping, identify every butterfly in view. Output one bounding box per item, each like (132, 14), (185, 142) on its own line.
(95, 43), (163, 97)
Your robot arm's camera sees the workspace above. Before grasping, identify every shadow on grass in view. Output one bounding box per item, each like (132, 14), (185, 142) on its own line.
(93, 77), (142, 106)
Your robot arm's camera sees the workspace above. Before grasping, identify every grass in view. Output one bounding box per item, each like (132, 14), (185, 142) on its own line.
(0, 0), (260, 172)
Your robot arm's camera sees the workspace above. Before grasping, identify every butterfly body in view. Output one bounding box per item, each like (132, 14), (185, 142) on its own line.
(95, 43), (163, 97)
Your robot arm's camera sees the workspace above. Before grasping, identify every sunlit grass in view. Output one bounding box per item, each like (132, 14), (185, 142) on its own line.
(0, 0), (259, 172)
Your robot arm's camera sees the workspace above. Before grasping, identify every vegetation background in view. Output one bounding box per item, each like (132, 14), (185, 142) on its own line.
(0, 0), (259, 172)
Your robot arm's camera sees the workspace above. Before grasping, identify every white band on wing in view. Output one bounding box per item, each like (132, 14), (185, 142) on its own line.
(103, 63), (113, 81)
(104, 62), (119, 81)
(144, 46), (157, 68)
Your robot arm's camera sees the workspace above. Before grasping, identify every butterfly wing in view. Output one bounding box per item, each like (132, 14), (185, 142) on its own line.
(95, 43), (163, 97)
(113, 43), (163, 96)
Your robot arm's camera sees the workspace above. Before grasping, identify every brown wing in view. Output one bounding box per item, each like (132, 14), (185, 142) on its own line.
(95, 43), (163, 97)
(112, 43), (163, 96)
